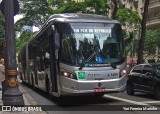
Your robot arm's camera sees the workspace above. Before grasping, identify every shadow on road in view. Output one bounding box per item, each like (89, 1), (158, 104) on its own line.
(30, 85), (123, 111)
(44, 95), (126, 111)
(50, 95), (118, 106)
(131, 92), (155, 99)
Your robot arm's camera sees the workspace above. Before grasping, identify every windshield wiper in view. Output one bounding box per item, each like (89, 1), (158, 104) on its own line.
(79, 51), (97, 70)
(79, 35), (116, 70)
(110, 62), (117, 69)
(78, 50), (117, 70)
(100, 51), (117, 69)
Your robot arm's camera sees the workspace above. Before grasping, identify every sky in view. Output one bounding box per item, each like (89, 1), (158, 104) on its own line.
(14, 14), (39, 32)
(14, 14), (23, 23)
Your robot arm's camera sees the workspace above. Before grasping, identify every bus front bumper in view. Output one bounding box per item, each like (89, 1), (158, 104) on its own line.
(60, 76), (127, 96)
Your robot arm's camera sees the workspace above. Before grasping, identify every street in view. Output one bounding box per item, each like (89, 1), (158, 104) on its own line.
(20, 83), (160, 114)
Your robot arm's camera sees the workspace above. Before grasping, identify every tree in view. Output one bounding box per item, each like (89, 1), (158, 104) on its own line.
(15, 0), (54, 51)
(137, 0), (150, 64)
(84, 0), (109, 15)
(144, 29), (157, 60)
(143, 28), (160, 61)
(48, 0), (71, 7)
(116, 8), (141, 31)
(116, 8), (141, 55)
(54, 0), (109, 15)
(156, 29), (160, 50)
(16, 31), (34, 52)
(55, 1), (85, 13)
(15, 0), (53, 30)
(110, 0), (117, 19)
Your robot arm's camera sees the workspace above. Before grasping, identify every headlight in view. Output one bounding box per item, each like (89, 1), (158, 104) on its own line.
(61, 71), (77, 80)
(120, 69), (127, 78)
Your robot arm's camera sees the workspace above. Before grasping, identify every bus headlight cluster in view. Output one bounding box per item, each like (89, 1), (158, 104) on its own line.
(120, 69), (127, 78)
(61, 71), (77, 80)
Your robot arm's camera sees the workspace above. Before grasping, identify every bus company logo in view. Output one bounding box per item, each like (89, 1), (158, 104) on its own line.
(2, 106), (11, 111)
(98, 83), (102, 87)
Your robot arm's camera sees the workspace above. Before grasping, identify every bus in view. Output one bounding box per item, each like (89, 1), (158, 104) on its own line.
(18, 13), (127, 97)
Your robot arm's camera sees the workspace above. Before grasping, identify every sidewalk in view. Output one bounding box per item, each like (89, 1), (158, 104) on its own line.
(0, 83), (47, 114)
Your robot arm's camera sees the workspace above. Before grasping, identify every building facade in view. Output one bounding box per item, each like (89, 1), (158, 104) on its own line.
(122, 0), (160, 29)
(147, 0), (160, 29)
(123, 0), (160, 64)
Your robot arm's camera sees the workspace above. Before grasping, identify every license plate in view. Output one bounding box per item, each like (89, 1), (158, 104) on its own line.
(94, 88), (105, 92)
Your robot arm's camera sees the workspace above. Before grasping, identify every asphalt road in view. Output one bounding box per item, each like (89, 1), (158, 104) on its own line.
(20, 84), (160, 114)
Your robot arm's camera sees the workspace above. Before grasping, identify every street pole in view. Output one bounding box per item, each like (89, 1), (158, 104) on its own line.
(3, 0), (24, 105)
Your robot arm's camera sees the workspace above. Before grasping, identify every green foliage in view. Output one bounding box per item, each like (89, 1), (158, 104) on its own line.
(48, 0), (71, 7)
(116, 8), (141, 29)
(144, 28), (160, 56)
(124, 31), (138, 55)
(15, 0), (54, 51)
(155, 29), (160, 48)
(54, 0), (109, 15)
(115, 8), (141, 55)
(16, 32), (34, 52)
(15, 0), (109, 31)
(15, 0), (53, 29)
(55, 1), (85, 13)
(84, 0), (109, 15)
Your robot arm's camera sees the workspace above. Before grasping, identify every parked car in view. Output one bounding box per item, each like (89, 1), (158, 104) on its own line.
(126, 63), (160, 100)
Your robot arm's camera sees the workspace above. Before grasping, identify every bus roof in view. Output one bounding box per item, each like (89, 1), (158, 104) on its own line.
(47, 13), (119, 23)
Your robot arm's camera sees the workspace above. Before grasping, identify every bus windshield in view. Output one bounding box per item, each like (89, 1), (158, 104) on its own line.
(61, 23), (125, 66)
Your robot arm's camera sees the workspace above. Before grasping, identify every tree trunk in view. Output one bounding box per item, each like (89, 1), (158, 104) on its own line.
(110, 0), (117, 19)
(137, 0), (150, 64)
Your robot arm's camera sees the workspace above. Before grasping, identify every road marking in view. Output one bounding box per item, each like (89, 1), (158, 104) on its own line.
(104, 94), (149, 106)
(141, 101), (160, 104)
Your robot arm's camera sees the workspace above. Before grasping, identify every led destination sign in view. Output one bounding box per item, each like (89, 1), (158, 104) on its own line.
(73, 29), (111, 33)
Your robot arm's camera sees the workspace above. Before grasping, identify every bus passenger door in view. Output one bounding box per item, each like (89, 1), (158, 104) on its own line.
(49, 34), (58, 92)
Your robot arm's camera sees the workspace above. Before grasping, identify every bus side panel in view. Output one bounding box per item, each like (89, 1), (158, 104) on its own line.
(60, 76), (79, 95)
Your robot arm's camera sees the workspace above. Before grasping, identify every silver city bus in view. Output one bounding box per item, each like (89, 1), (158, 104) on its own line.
(18, 13), (127, 97)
